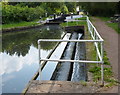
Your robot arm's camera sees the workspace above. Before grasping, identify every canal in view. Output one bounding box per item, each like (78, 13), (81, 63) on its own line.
(1, 25), (64, 93)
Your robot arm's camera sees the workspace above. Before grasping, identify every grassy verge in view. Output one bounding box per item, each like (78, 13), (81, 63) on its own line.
(85, 17), (119, 86)
(2, 19), (40, 29)
(86, 32), (118, 86)
(98, 17), (119, 33)
(60, 21), (87, 27)
(75, 17), (87, 20)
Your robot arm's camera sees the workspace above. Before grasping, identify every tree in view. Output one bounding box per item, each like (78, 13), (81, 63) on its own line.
(61, 5), (69, 14)
(78, 2), (118, 17)
(65, 2), (76, 13)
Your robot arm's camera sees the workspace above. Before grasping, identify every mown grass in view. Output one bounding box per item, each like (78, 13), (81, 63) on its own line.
(98, 17), (119, 33)
(2, 19), (40, 29)
(75, 17), (87, 20)
(60, 21), (87, 27)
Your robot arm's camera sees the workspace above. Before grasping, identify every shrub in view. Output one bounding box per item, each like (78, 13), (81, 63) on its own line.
(2, 4), (45, 24)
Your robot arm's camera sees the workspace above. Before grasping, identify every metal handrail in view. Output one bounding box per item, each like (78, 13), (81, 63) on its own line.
(37, 16), (104, 85)
(38, 39), (103, 43)
(86, 16), (103, 41)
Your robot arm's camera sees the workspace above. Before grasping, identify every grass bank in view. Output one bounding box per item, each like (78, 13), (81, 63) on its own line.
(2, 19), (40, 30)
(75, 17), (86, 20)
(98, 17), (119, 33)
(60, 21), (87, 27)
(85, 28), (119, 87)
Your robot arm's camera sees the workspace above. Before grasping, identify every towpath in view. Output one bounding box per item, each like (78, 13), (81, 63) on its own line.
(92, 17), (119, 93)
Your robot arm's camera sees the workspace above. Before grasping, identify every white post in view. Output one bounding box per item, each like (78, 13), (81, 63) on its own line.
(38, 43), (42, 81)
(101, 42), (104, 86)
(96, 36), (99, 62)
(94, 28), (95, 39)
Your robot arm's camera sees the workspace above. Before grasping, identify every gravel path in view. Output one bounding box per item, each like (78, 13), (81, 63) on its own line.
(92, 17), (119, 93)
(92, 17), (118, 79)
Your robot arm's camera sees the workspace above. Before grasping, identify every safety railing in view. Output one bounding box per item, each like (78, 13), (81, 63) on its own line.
(38, 16), (104, 85)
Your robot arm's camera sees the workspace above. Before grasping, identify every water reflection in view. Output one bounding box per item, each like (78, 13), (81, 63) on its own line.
(2, 25), (63, 57)
(1, 24), (64, 93)
(1, 46), (38, 75)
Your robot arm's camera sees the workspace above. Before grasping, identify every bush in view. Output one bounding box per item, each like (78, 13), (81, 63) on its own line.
(61, 5), (69, 14)
(2, 4), (45, 24)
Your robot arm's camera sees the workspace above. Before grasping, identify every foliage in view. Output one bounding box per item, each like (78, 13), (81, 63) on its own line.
(2, 3), (45, 24)
(89, 66), (113, 82)
(14, 2), (41, 8)
(40, 2), (69, 15)
(2, 19), (39, 29)
(103, 51), (110, 65)
(78, 2), (119, 17)
(2, 2), (74, 24)
(2, 2), (119, 25)
(65, 2), (76, 13)
(61, 5), (69, 14)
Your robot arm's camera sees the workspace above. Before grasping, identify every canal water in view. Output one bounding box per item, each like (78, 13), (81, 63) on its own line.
(1, 25), (64, 93)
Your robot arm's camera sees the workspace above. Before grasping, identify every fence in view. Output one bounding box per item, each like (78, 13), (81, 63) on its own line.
(38, 16), (104, 85)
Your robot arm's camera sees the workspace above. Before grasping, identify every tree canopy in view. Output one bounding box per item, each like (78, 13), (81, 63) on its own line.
(78, 2), (119, 17)
(2, 2), (120, 24)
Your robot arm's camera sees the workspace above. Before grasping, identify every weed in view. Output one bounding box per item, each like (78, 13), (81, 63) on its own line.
(80, 81), (87, 86)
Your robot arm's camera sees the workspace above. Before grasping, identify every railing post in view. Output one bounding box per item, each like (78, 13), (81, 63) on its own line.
(87, 17), (91, 34)
(96, 36), (99, 63)
(94, 28), (95, 39)
(101, 41), (104, 86)
(38, 42), (42, 81)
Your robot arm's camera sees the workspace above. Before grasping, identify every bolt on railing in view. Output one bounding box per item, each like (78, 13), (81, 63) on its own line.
(38, 16), (104, 85)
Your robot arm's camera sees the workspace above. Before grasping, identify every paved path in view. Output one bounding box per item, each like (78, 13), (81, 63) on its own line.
(92, 17), (118, 79)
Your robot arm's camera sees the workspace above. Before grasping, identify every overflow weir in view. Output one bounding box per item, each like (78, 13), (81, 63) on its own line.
(51, 31), (87, 81)
(24, 26), (89, 94)
(23, 16), (104, 94)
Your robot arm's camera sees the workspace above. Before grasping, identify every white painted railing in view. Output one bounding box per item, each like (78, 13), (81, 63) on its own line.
(38, 16), (104, 85)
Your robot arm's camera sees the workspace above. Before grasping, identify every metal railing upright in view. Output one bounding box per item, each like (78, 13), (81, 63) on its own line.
(37, 16), (104, 85)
